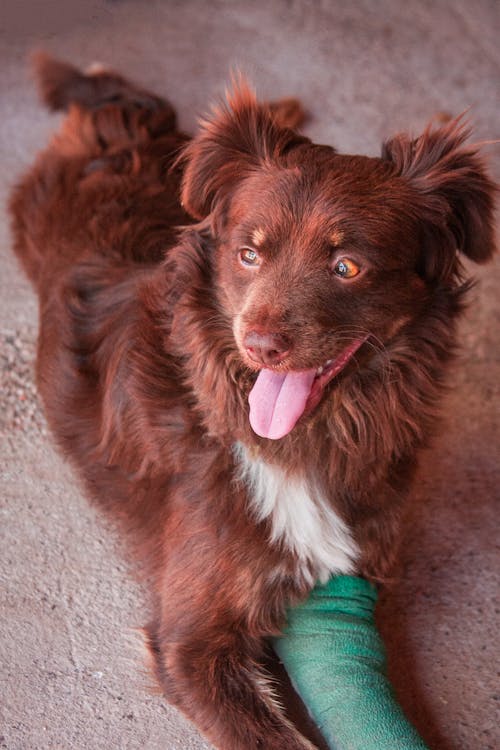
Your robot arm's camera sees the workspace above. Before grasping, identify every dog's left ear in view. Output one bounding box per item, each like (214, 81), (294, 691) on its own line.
(179, 79), (309, 220)
(383, 118), (497, 281)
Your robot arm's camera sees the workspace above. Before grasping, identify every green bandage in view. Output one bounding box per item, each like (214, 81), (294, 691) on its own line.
(274, 575), (429, 750)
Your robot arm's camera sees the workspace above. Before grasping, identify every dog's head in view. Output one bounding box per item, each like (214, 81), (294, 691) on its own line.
(180, 82), (496, 440)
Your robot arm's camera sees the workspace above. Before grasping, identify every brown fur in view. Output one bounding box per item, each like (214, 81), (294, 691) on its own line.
(9, 55), (496, 749)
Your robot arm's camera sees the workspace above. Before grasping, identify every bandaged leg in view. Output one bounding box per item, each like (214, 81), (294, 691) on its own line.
(274, 575), (429, 750)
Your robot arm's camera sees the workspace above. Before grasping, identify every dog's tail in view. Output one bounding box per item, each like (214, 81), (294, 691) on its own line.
(33, 51), (177, 139)
(9, 54), (182, 287)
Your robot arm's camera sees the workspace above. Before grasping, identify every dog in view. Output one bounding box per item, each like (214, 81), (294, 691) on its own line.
(9, 54), (496, 749)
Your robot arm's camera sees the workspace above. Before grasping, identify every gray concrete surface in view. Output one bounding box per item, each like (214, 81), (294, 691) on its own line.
(1, 1), (499, 749)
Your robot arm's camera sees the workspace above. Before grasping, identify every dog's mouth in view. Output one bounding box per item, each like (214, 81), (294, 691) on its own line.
(248, 337), (367, 440)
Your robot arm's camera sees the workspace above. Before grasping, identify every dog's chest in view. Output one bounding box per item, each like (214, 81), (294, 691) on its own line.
(234, 444), (359, 584)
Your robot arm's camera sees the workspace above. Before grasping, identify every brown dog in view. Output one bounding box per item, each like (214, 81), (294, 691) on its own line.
(9, 55), (496, 749)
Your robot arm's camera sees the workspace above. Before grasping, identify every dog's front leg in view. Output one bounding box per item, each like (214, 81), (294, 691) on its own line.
(145, 598), (317, 749)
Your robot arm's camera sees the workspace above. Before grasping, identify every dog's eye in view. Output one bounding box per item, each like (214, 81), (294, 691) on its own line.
(332, 258), (360, 279)
(239, 247), (261, 268)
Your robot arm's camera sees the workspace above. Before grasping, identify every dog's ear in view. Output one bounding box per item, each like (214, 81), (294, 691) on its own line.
(383, 118), (497, 281)
(180, 78), (309, 220)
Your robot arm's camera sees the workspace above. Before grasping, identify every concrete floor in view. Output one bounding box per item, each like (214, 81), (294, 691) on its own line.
(0, 1), (499, 749)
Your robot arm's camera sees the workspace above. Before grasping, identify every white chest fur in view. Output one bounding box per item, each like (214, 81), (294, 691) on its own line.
(234, 444), (359, 584)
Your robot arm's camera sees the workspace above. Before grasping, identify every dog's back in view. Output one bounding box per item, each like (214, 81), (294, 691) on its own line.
(9, 53), (189, 289)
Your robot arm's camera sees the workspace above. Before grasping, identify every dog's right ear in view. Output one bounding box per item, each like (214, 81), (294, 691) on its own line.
(383, 118), (497, 280)
(179, 79), (309, 220)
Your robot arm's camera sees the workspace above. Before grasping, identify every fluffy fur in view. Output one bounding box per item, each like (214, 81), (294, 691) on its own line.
(9, 54), (496, 749)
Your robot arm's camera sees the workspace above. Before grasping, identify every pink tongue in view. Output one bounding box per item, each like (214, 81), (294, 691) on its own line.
(248, 368), (316, 440)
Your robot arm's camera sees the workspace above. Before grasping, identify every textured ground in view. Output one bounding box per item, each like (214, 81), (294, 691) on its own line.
(1, 2), (499, 749)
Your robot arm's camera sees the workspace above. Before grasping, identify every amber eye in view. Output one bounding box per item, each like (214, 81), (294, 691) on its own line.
(332, 257), (360, 279)
(239, 247), (261, 267)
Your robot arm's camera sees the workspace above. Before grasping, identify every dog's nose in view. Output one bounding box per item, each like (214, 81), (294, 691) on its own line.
(244, 331), (291, 366)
